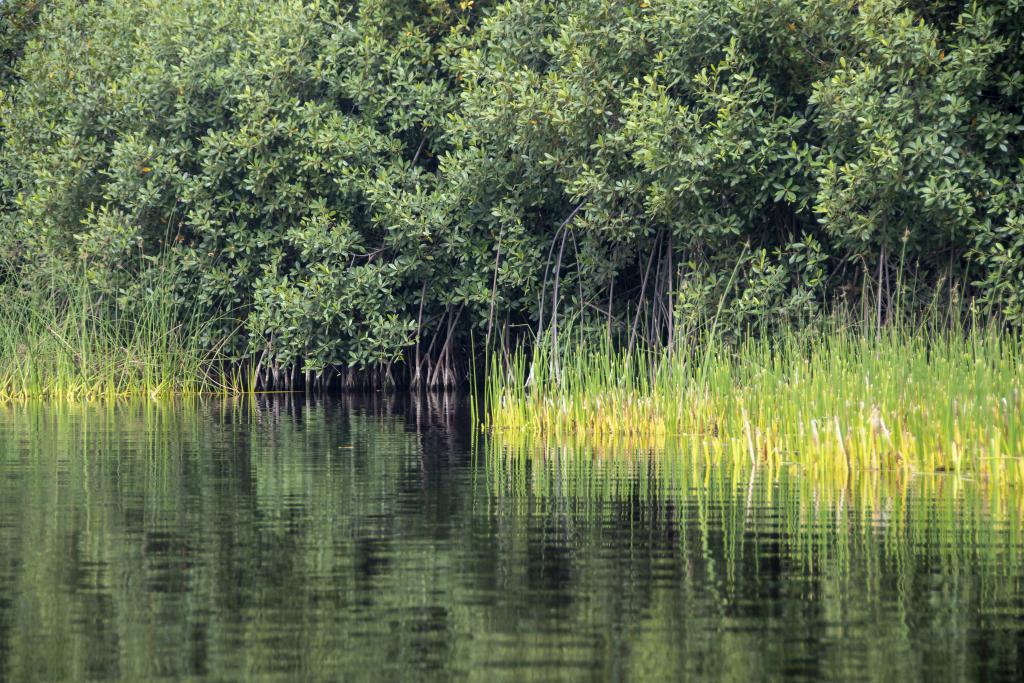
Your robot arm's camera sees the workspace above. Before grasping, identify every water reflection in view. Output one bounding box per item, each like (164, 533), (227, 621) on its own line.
(0, 397), (1021, 681)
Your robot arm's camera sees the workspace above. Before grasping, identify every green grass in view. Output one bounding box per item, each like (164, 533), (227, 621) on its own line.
(0, 271), (237, 401)
(484, 318), (1024, 493)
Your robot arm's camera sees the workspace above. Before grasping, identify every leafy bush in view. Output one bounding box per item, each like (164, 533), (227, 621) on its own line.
(1, 0), (1022, 386)
(0, 0), (44, 88)
(1, 0), (477, 381)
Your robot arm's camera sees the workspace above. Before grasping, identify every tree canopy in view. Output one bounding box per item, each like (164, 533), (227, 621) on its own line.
(2, 0), (1022, 386)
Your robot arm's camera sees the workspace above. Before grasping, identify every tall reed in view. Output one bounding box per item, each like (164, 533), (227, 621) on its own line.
(485, 317), (1024, 490)
(0, 269), (231, 400)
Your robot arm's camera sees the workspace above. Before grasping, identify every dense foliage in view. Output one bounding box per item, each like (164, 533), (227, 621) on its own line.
(1, 0), (1022, 386)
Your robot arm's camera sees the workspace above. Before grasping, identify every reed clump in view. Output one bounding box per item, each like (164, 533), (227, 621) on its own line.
(0, 273), (231, 401)
(485, 320), (1024, 489)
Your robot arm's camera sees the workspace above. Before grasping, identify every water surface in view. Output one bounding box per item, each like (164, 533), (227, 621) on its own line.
(0, 397), (1022, 681)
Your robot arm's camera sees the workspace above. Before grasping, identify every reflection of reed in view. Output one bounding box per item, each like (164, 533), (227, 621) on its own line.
(485, 432), (1024, 530)
(2, 398), (1023, 681)
(486, 327), (1024, 505)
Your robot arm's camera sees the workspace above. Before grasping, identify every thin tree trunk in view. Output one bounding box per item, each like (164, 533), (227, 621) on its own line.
(485, 229), (504, 358)
(550, 227), (569, 380)
(606, 276), (614, 340)
(876, 245), (886, 332)
(569, 229), (584, 348)
(430, 305), (464, 388)
(412, 283), (427, 388)
(418, 308), (449, 384)
(667, 234), (674, 350)
(536, 201), (586, 341)
(628, 232), (662, 356)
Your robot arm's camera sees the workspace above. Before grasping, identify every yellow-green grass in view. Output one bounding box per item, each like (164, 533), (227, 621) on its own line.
(485, 321), (1024, 492)
(0, 275), (237, 401)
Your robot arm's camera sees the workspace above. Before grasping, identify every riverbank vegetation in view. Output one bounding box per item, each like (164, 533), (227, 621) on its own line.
(485, 316), (1024, 488)
(2, 0), (1023, 391)
(0, 270), (229, 400)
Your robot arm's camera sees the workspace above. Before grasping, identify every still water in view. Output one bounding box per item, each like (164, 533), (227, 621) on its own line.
(0, 396), (1022, 681)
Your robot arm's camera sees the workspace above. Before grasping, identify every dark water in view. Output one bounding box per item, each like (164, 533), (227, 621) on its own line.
(0, 397), (1022, 682)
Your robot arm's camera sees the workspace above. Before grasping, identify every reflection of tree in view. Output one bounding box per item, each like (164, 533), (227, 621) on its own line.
(0, 399), (1021, 681)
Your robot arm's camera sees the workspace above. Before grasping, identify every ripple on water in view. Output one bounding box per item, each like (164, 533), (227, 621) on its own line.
(0, 397), (1021, 681)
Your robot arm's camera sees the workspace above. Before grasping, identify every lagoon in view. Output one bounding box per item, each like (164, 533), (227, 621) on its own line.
(0, 397), (1021, 681)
